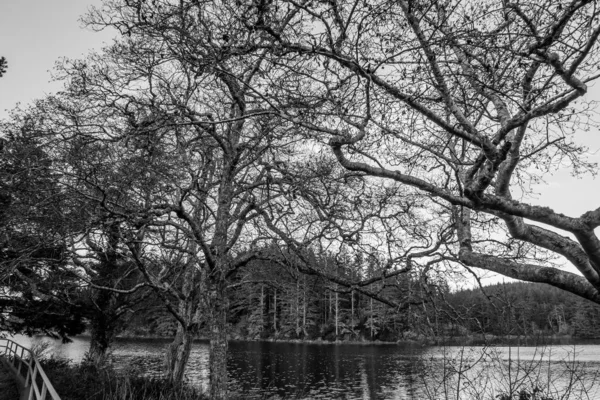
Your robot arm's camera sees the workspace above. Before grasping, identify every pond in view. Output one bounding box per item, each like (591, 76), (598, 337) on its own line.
(9, 335), (600, 399)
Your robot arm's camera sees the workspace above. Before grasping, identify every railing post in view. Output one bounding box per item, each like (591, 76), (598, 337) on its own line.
(28, 363), (38, 391)
(41, 382), (48, 400)
(0, 339), (62, 400)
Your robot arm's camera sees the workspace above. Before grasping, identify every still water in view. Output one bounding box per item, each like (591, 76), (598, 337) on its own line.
(9, 335), (600, 399)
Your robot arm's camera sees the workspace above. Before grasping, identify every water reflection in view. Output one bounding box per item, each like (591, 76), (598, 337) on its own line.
(8, 335), (600, 399)
(223, 341), (428, 399)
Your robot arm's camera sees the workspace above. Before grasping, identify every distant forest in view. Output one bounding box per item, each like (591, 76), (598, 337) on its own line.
(444, 282), (600, 339)
(123, 259), (600, 342)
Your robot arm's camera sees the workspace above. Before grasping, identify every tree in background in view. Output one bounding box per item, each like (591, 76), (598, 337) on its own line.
(1, 111), (153, 357)
(0, 57), (7, 77)
(72, 222), (150, 363)
(0, 124), (86, 339)
(443, 281), (600, 338)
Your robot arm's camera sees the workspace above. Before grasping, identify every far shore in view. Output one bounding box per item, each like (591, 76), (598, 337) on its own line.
(9, 331), (599, 348)
(108, 332), (600, 347)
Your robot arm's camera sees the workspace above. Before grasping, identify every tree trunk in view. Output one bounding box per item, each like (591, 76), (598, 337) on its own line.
(296, 279), (300, 336)
(209, 280), (228, 400)
(273, 288), (277, 332)
(165, 254), (202, 384)
(370, 297), (374, 340)
(329, 290), (332, 320)
(335, 288), (339, 338)
(166, 323), (193, 384)
(88, 314), (114, 364)
(351, 289), (354, 332)
(260, 284), (264, 330)
(303, 276), (306, 329)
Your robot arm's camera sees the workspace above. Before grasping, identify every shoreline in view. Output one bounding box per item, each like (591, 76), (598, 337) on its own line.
(111, 332), (590, 346)
(11, 331), (598, 348)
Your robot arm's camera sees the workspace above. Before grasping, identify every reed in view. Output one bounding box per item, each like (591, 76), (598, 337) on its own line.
(39, 356), (205, 400)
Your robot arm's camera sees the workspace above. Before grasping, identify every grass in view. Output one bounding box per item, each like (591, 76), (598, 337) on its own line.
(39, 357), (206, 400)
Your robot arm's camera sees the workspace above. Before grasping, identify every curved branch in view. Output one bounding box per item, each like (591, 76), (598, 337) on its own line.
(458, 248), (600, 304)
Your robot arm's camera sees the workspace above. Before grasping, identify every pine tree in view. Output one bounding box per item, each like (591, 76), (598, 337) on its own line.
(0, 57), (7, 77)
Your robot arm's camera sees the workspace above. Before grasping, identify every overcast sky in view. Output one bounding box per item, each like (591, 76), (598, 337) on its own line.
(0, 0), (114, 119)
(1, 1), (599, 284)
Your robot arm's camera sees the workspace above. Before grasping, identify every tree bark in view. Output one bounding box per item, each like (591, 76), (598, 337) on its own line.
(335, 288), (339, 338)
(370, 297), (374, 340)
(273, 288), (277, 332)
(351, 289), (354, 332)
(260, 284), (264, 330)
(166, 323), (193, 385)
(302, 276), (306, 332)
(88, 315), (114, 364)
(296, 279), (300, 336)
(208, 280), (228, 400)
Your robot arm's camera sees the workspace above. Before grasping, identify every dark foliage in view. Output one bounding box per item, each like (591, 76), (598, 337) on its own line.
(444, 282), (600, 338)
(0, 132), (87, 339)
(0, 57), (6, 77)
(125, 277), (600, 342)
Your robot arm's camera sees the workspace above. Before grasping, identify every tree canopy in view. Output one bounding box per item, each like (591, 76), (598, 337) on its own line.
(232, 0), (600, 301)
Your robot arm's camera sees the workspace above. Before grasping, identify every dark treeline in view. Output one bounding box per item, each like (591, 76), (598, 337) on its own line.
(124, 250), (438, 342)
(124, 262), (600, 342)
(445, 282), (600, 339)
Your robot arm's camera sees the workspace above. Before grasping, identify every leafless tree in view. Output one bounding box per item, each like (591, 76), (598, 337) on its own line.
(243, 0), (600, 303)
(71, 4), (443, 397)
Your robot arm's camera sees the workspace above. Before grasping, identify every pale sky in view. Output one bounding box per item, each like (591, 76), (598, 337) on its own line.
(0, 0), (114, 118)
(0, 0), (598, 284)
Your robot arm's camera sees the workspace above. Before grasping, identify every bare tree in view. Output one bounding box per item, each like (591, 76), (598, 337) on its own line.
(129, 231), (205, 384)
(246, 0), (600, 303)
(76, 3), (473, 395)
(13, 5), (328, 397)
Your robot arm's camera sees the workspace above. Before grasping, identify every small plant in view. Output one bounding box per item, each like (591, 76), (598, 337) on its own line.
(30, 340), (52, 360)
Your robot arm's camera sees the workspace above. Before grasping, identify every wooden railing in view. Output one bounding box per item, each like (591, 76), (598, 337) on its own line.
(0, 338), (62, 400)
